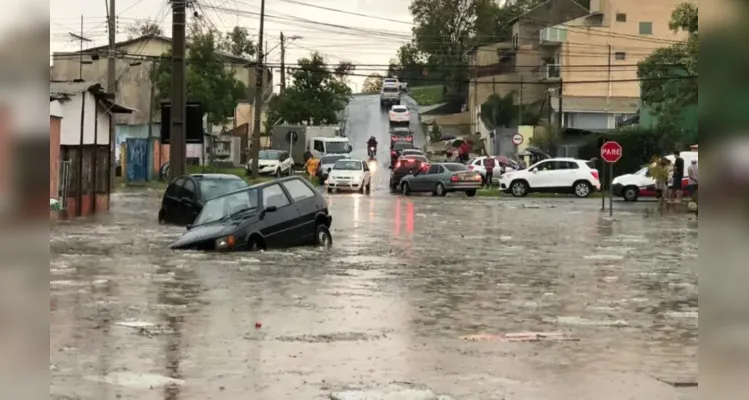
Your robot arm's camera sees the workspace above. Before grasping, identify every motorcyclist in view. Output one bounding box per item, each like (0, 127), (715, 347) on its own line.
(367, 136), (378, 155)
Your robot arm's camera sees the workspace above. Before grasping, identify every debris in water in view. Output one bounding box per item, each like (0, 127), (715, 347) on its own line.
(460, 332), (578, 342)
(115, 321), (156, 329)
(655, 377), (698, 387)
(84, 372), (184, 389)
(255, 322), (262, 328)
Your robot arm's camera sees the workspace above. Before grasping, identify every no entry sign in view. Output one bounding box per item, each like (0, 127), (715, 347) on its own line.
(600, 141), (623, 163)
(512, 133), (524, 145)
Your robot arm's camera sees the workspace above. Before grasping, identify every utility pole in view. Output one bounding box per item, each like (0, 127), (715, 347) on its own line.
(518, 75), (523, 126)
(147, 62), (156, 179)
(557, 80), (563, 129)
(169, 0), (188, 179)
(280, 31), (286, 95)
(473, 63), (478, 135)
(107, 0), (117, 198)
(250, 0), (266, 179)
(69, 16), (91, 80)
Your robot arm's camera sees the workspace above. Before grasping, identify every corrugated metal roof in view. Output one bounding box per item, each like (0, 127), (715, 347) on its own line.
(552, 96), (639, 113)
(50, 81), (102, 97)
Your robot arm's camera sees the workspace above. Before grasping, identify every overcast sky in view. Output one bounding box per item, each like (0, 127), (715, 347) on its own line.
(50, 0), (418, 91)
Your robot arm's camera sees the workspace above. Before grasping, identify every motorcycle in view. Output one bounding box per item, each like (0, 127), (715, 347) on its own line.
(368, 145), (377, 158)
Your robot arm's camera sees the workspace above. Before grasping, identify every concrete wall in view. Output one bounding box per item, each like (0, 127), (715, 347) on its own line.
(59, 92), (110, 145)
(561, 0), (690, 98)
(50, 37), (272, 126)
(50, 116), (61, 199)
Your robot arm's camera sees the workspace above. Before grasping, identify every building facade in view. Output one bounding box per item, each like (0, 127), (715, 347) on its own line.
(468, 0), (692, 153)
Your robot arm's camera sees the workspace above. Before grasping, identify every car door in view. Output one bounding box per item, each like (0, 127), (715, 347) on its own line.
(179, 178), (201, 225)
(259, 183), (299, 247)
(311, 139), (325, 159)
(281, 178), (319, 242)
(416, 164), (441, 190)
(164, 177), (185, 224)
(556, 161), (579, 188)
(527, 160), (556, 188)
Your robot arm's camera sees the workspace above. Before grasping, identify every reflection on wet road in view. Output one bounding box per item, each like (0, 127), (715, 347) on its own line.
(51, 192), (698, 400)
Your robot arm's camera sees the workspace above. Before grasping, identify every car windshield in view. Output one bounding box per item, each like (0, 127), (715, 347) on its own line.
(391, 128), (411, 135)
(258, 150), (281, 160)
(444, 163), (467, 172)
(326, 141), (349, 153)
(383, 86), (398, 93)
(199, 178), (248, 200)
(193, 188), (259, 226)
(321, 155), (346, 165)
(333, 160), (361, 171)
(394, 142), (414, 151)
(392, 106), (407, 113)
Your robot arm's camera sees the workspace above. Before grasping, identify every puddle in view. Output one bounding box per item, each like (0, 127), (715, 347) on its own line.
(84, 372), (184, 389)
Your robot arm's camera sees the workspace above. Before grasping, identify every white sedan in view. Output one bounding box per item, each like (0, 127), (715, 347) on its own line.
(389, 105), (410, 123)
(326, 159), (372, 194)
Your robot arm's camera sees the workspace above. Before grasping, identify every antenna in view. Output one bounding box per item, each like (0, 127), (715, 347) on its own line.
(68, 15), (93, 80)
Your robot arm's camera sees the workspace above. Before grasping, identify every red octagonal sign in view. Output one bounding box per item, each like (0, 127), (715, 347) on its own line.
(600, 141), (623, 163)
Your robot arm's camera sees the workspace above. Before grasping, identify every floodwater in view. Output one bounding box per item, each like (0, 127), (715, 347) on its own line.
(50, 189), (698, 400)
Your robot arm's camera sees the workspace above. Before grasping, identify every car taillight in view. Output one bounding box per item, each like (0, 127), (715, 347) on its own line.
(395, 161), (401, 168)
(406, 136), (413, 141)
(591, 170), (599, 180)
(450, 175), (459, 182)
(391, 150), (397, 155)
(391, 136), (397, 141)
(405, 112), (410, 117)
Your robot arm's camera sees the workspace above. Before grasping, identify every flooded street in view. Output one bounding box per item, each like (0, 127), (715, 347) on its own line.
(51, 191), (698, 400)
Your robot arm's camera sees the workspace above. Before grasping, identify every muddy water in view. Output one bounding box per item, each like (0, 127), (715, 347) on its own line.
(50, 192), (697, 399)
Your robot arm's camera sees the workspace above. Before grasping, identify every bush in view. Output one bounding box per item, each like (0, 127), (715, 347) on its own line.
(577, 127), (683, 189)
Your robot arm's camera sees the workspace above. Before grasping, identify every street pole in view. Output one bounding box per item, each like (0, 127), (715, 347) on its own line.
(107, 0), (117, 199)
(280, 32), (286, 95)
(147, 64), (155, 180)
(68, 17), (92, 81)
(557, 79), (563, 129)
(250, 0), (266, 179)
(169, 0), (187, 179)
(609, 162), (614, 216)
(518, 75), (523, 126)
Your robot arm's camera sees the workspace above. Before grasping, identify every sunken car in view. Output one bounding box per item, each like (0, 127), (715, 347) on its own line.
(169, 176), (333, 251)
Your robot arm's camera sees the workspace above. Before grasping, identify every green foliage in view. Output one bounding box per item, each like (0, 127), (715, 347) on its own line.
(387, 43), (429, 86)
(152, 27), (249, 126)
(480, 93), (516, 129)
(362, 74), (383, 94)
(125, 19), (163, 39)
(637, 2), (697, 133)
(264, 52), (352, 132)
(220, 26), (256, 58)
(528, 124), (562, 154)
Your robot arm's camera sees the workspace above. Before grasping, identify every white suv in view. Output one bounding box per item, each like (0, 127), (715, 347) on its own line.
(498, 158), (600, 197)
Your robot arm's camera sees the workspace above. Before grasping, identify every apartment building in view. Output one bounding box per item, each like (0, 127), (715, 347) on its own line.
(468, 0), (690, 138)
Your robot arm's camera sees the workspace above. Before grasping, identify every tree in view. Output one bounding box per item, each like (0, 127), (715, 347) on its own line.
(265, 52), (352, 131)
(362, 73), (384, 94)
(220, 26), (255, 59)
(153, 28), (247, 126)
(333, 61), (355, 80)
(480, 93), (517, 129)
(637, 2), (697, 131)
(125, 19), (163, 39)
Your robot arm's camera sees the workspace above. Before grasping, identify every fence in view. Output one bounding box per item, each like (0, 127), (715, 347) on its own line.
(58, 160), (71, 210)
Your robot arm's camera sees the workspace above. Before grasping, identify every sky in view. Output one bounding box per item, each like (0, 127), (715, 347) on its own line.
(50, 0), (418, 92)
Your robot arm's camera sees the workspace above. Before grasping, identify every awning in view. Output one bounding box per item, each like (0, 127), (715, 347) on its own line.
(101, 98), (136, 114)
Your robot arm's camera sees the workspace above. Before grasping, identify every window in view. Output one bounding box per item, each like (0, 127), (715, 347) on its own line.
(262, 184), (291, 208)
(614, 52), (627, 60)
(182, 179), (197, 198)
(280, 152), (289, 161)
(444, 163), (467, 172)
(313, 140), (324, 153)
(362, 162), (370, 172)
(281, 179), (316, 202)
(639, 21), (653, 35)
(615, 13), (627, 22)
(555, 161), (579, 169)
(169, 178), (186, 196)
(427, 164), (441, 174)
(536, 161), (556, 171)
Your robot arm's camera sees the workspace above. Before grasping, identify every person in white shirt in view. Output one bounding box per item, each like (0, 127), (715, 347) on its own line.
(687, 159), (698, 194)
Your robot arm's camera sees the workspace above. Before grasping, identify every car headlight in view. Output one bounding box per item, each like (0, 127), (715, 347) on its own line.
(215, 235), (236, 250)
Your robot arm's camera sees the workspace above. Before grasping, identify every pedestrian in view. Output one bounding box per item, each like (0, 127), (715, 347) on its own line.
(654, 157), (670, 210)
(671, 149), (685, 203)
(303, 148), (313, 163)
(459, 141), (470, 163)
(687, 159), (698, 196)
(484, 157), (495, 189)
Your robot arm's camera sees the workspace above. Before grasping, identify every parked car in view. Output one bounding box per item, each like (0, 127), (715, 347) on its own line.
(467, 156), (521, 184)
(245, 149), (294, 177)
(498, 158), (601, 198)
(326, 159), (372, 194)
(169, 176), (333, 251)
(388, 104), (410, 125)
(316, 154), (350, 183)
(158, 174), (248, 226)
(389, 155), (429, 192)
(612, 151), (698, 201)
(400, 162), (482, 197)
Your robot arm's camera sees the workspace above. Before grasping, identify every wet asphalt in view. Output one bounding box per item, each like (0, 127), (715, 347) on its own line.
(50, 96), (698, 400)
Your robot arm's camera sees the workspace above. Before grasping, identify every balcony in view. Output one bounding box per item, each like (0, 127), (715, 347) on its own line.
(543, 64), (561, 80)
(539, 27), (567, 45)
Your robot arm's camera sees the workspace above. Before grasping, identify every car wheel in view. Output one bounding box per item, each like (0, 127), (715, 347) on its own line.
(327, 187), (333, 194)
(365, 182), (371, 194)
(359, 184), (365, 194)
(247, 235), (266, 252)
(158, 209), (166, 224)
(315, 224), (333, 248)
(401, 182), (411, 196)
(465, 189), (477, 197)
(510, 181), (529, 197)
(434, 183), (447, 197)
(623, 186), (639, 202)
(573, 181), (592, 198)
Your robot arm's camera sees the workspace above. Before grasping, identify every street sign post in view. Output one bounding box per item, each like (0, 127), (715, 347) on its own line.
(600, 141), (622, 216)
(512, 133), (524, 146)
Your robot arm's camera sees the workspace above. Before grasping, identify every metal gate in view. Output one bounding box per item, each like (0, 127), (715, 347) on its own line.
(126, 138), (149, 182)
(58, 160), (71, 210)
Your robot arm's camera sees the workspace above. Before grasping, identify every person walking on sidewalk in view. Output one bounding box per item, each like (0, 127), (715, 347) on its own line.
(484, 157), (495, 189)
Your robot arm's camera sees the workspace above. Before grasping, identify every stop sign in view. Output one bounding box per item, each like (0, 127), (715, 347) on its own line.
(600, 141), (623, 163)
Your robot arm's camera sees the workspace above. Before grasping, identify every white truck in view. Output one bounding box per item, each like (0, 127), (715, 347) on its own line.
(380, 84), (401, 109)
(308, 136), (352, 159)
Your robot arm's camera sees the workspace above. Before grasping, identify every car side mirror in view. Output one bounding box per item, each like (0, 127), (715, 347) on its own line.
(347, 145), (353, 152)
(531, 168), (538, 173)
(327, 168), (332, 172)
(260, 205), (277, 219)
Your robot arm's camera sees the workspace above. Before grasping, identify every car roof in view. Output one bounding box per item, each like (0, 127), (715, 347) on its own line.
(436, 162), (464, 167)
(188, 173), (243, 180)
(402, 148), (423, 153)
(334, 158), (362, 163)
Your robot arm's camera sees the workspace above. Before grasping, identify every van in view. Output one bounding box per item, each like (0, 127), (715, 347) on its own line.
(612, 151), (698, 201)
